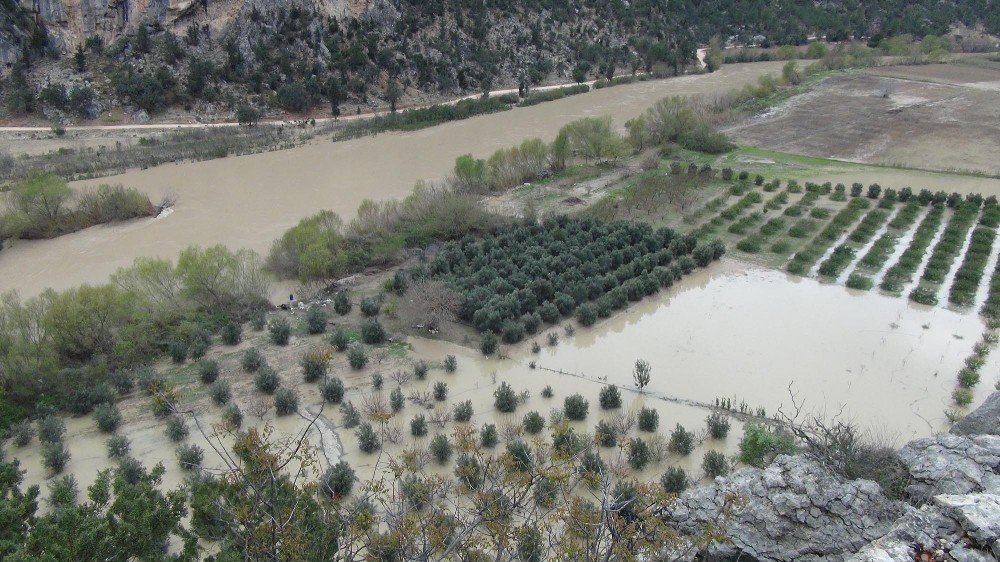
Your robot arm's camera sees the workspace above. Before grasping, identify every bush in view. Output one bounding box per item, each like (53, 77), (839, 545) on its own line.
(242, 348), (265, 372)
(507, 440), (533, 472)
(109, 370), (135, 396)
(223, 404), (243, 429)
(576, 303), (597, 326)
(42, 441), (71, 474)
(494, 382), (518, 413)
(93, 403), (122, 433)
(360, 297), (381, 317)
(255, 366), (281, 394)
(444, 355), (457, 373)
(107, 434), (131, 458)
(564, 394), (589, 421)
(305, 307), (328, 334)
(430, 434), (453, 464)
(322, 462), (355, 498)
(595, 420), (617, 447)
(661, 467), (688, 493)
(953, 387), (974, 406)
(702, 450), (729, 478)
(599, 385), (622, 409)
(480, 331), (499, 355)
(638, 407), (659, 432)
(320, 377), (345, 404)
(357, 423), (381, 453)
(668, 424), (694, 455)
(177, 444), (204, 470)
(390, 387), (405, 412)
(38, 416), (66, 444)
(360, 318), (386, 344)
(210, 380), (231, 405)
(220, 321), (242, 345)
(707, 413), (731, 439)
(433, 381), (448, 401)
(10, 420), (34, 447)
(413, 360), (429, 379)
(480, 424), (498, 448)
(197, 359), (219, 384)
(329, 328), (350, 351)
(165, 415), (189, 442)
(347, 344), (368, 369)
(334, 292), (352, 315)
(250, 310), (266, 331)
(541, 385), (553, 398)
(269, 318), (291, 345)
(739, 422), (797, 467)
(301, 352), (328, 382)
(523, 411), (545, 434)
(274, 388), (299, 416)
(411, 415), (428, 436)
(628, 438), (651, 470)
(454, 400), (473, 422)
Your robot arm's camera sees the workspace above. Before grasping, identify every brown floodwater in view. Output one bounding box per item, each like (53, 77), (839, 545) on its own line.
(0, 62), (787, 301)
(10, 257), (992, 505)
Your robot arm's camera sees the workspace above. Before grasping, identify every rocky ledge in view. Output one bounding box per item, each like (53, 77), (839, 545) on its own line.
(667, 392), (1000, 561)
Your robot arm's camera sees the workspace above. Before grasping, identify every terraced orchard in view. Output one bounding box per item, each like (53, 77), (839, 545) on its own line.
(688, 176), (1000, 314)
(429, 216), (725, 351)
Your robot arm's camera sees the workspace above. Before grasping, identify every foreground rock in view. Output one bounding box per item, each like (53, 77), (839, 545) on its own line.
(667, 455), (905, 561)
(667, 392), (1000, 561)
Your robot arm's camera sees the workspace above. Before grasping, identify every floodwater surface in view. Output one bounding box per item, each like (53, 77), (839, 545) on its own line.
(0, 62), (786, 299)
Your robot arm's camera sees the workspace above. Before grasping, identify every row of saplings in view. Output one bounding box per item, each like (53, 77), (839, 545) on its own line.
(346, 377), (746, 492)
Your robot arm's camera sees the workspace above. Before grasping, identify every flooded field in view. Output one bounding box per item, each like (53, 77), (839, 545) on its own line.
(8, 257), (992, 503)
(0, 62), (786, 300)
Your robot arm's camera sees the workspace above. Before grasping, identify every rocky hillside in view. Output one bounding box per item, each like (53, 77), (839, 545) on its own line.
(665, 392), (1000, 561)
(0, 0), (997, 123)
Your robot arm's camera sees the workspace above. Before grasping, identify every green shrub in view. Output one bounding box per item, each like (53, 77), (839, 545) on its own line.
(628, 438), (651, 470)
(305, 307), (328, 334)
(952, 387), (974, 406)
(176, 444), (204, 470)
(846, 274), (874, 290)
(413, 360), (429, 380)
(661, 467), (688, 493)
(268, 317), (291, 345)
(390, 387), (405, 412)
(255, 366), (281, 394)
(37, 416), (66, 444)
(411, 415), (428, 437)
(223, 404), (243, 429)
(322, 461), (355, 498)
(523, 411), (545, 434)
(454, 400), (473, 422)
(507, 440), (533, 471)
(444, 355), (457, 373)
(220, 321), (242, 345)
(320, 378), (345, 404)
(357, 423), (381, 453)
(494, 382), (518, 413)
(93, 403), (122, 433)
(433, 381), (448, 401)
(564, 394), (589, 421)
(333, 292), (351, 315)
(638, 407), (659, 432)
(480, 424), (498, 448)
(42, 441), (71, 474)
(668, 424), (694, 456)
(165, 415), (189, 442)
(250, 310), (266, 331)
(480, 331), (499, 355)
(301, 353), (327, 383)
(241, 348), (265, 372)
(958, 369), (980, 388)
(739, 422), (797, 467)
(197, 359), (219, 384)
(274, 388), (299, 416)
(360, 297), (381, 317)
(341, 402), (361, 428)
(329, 328), (350, 351)
(210, 380), (231, 405)
(430, 434), (453, 464)
(360, 318), (386, 344)
(11, 420), (34, 447)
(347, 344), (368, 369)
(702, 450), (729, 478)
(541, 385), (554, 398)
(599, 385), (622, 409)
(109, 370), (135, 396)
(576, 303), (597, 326)
(107, 434), (130, 458)
(706, 413), (731, 439)
(595, 420), (617, 447)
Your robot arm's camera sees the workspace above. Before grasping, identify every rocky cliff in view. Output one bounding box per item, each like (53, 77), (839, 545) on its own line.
(668, 393), (1000, 561)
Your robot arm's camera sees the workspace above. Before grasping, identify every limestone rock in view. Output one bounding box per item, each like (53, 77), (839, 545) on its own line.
(898, 434), (1000, 501)
(667, 454), (904, 561)
(953, 392), (1000, 437)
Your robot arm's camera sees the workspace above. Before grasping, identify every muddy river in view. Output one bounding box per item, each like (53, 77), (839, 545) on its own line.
(9, 258), (991, 502)
(0, 62), (787, 300)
